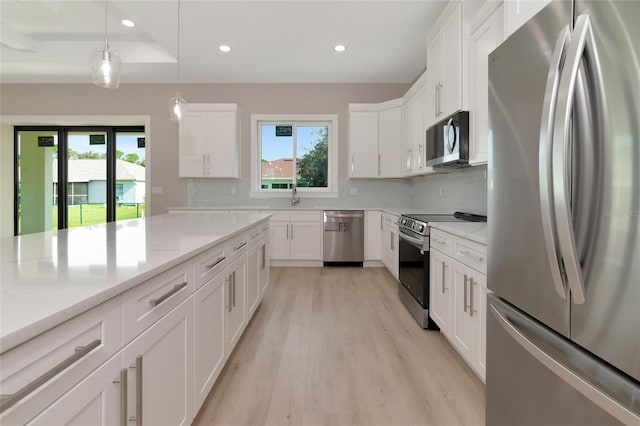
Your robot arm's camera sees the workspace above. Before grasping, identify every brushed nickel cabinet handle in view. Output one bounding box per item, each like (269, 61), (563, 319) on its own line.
(0, 339), (101, 414)
(204, 256), (225, 270)
(378, 154), (381, 176)
(469, 277), (475, 318)
(463, 274), (468, 313)
(261, 244), (266, 270)
(128, 356), (143, 425)
(149, 281), (188, 307)
(441, 262), (446, 294)
(232, 271), (236, 308)
(460, 249), (484, 262)
(112, 368), (128, 426)
(227, 278), (232, 312)
(233, 242), (247, 251)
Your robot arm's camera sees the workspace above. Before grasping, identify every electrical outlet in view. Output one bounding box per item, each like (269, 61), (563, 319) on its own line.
(350, 187), (358, 196)
(230, 187), (237, 195)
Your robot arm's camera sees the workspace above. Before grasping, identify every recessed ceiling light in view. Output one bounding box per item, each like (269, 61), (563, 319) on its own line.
(334, 44), (346, 52)
(121, 19), (135, 28)
(219, 45), (231, 53)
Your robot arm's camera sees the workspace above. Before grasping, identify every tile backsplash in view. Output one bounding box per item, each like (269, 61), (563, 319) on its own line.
(188, 164), (487, 215)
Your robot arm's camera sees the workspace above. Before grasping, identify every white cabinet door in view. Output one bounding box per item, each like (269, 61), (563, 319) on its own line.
(425, 33), (441, 127)
(504, 0), (551, 38)
(402, 85), (426, 175)
(258, 237), (270, 295)
(225, 255), (247, 354)
(430, 249), (451, 334)
(451, 260), (481, 370)
(247, 243), (261, 315)
(123, 298), (194, 426)
(381, 227), (391, 269)
(193, 273), (225, 413)
(470, 3), (504, 165)
(19, 354), (122, 426)
(378, 107), (402, 177)
(364, 211), (382, 261)
(441, 3), (462, 118)
(477, 282), (488, 382)
(349, 111), (379, 177)
(426, 3), (462, 124)
(290, 222), (322, 260)
(179, 111), (208, 178)
(206, 111), (239, 178)
(389, 230), (399, 279)
(268, 222), (289, 260)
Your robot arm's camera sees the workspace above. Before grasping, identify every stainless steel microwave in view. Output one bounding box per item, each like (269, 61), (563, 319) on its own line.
(425, 110), (469, 168)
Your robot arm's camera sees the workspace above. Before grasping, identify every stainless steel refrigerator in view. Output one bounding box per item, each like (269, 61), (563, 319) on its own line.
(487, 1), (640, 424)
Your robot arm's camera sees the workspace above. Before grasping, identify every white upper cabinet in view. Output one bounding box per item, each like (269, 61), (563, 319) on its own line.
(504, 0), (551, 39)
(179, 103), (240, 178)
(349, 99), (402, 178)
(402, 73), (430, 176)
(469, 2), (504, 166)
(426, 2), (463, 127)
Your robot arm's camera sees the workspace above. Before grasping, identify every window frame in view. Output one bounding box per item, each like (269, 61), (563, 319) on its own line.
(250, 114), (338, 198)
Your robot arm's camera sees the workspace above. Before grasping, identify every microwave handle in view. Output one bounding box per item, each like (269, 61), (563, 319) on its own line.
(445, 117), (457, 154)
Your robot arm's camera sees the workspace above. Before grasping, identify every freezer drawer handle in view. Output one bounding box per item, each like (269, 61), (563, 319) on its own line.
(490, 302), (640, 425)
(0, 339), (102, 414)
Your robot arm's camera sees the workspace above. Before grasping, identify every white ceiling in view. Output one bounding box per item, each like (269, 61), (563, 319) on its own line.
(0, 0), (448, 84)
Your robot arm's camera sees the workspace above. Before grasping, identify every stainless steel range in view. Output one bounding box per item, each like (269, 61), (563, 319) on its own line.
(398, 212), (486, 328)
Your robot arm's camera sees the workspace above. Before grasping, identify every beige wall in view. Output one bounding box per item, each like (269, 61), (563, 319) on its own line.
(0, 83), (409, 215)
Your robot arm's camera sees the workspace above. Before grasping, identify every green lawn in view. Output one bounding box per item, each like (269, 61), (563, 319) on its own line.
(52, 204), (145, 229)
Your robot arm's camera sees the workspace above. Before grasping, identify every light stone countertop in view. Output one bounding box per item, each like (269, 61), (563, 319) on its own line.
(429, 222), (488, 245)
(0, 212), (269, 352)
(168, 206), (405, 217)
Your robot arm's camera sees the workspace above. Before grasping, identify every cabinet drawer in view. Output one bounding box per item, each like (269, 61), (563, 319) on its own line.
(247, 223), (269, 247)
(452, 236), (487, 275)
(430, 228), (453, 256)
(290, 210), (322, 222)
(122, 261), (193, 343)
(193, 243), (227, 291)
(0, 297), (121, 421)
(260, 210), (289, 222)
(383, 213), (399, 232)
(226, 234), (248, 263)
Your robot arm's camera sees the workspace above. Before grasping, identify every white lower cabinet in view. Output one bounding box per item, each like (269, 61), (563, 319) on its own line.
(364, 211), (382, 261)
(193, 273), (226, 414)
(123, 297), (194, 426)
(429, 249), (451, 334)
(429, 228), (488, 382)
(381, 213), (399, 279)
(266, 210), (322, 261)
(0, 220), (270, 426)
(224, 255), (247, 354)
(13, 354), (123, 426)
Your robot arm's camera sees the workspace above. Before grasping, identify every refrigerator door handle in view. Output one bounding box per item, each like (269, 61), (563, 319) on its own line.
(552, 14), (606, 304)
(490, 300), (640, 425)
(539, 26), (572, 300)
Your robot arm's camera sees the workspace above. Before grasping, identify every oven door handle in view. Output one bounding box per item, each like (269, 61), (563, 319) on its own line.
(399, 231), (426, 250)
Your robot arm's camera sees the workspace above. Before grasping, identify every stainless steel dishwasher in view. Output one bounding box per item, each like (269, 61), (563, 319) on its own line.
(323, 210), (364, 266)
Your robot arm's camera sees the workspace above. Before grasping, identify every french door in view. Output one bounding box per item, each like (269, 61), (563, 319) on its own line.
(14, 126), (145, 235)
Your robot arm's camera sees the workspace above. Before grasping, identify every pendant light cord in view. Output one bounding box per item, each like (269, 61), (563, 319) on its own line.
(177, 0), (181, 91)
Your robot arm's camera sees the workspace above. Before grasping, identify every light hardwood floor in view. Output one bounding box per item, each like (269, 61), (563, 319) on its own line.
(194, 267), (485, 426)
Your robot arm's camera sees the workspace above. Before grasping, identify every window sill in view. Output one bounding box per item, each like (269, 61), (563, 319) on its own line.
(249, 191), (338, 199)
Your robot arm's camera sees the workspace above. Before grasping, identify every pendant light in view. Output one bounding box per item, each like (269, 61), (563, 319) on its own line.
(90, 0), (122, 89)
(169, 0), (187, 122)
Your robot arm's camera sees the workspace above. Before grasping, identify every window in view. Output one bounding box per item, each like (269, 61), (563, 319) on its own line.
(116, 183), (124, 201)
(251, 114), (338, 197)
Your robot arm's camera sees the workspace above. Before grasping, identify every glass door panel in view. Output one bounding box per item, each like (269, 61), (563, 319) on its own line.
(15, 130), (58, 235)
(115, 131), (146, 221)
(67, 131), (107, 227)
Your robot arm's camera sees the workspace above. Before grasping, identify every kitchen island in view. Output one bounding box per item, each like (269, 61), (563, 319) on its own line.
(0, 211), (270, 424)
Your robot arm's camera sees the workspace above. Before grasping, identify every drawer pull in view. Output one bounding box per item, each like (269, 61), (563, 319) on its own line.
(128, 356), (143, 425)
(204, 256), (226, 270)
(0, 339), (101, 414)
(460, 249), (484, 262)
(250, 232), (261, 239)
(233, 241), (247, 251)
(149, 282), (188, 307)
(433, 238), (446, 246)
(112, 368), (128, 426)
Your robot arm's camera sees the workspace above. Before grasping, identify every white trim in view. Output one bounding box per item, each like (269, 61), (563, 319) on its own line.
(0, 115), (152, 217)
(250, 114), (338, 198)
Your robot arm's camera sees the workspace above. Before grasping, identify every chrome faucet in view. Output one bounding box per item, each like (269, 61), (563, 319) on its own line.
(291, 184), (300, 206)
